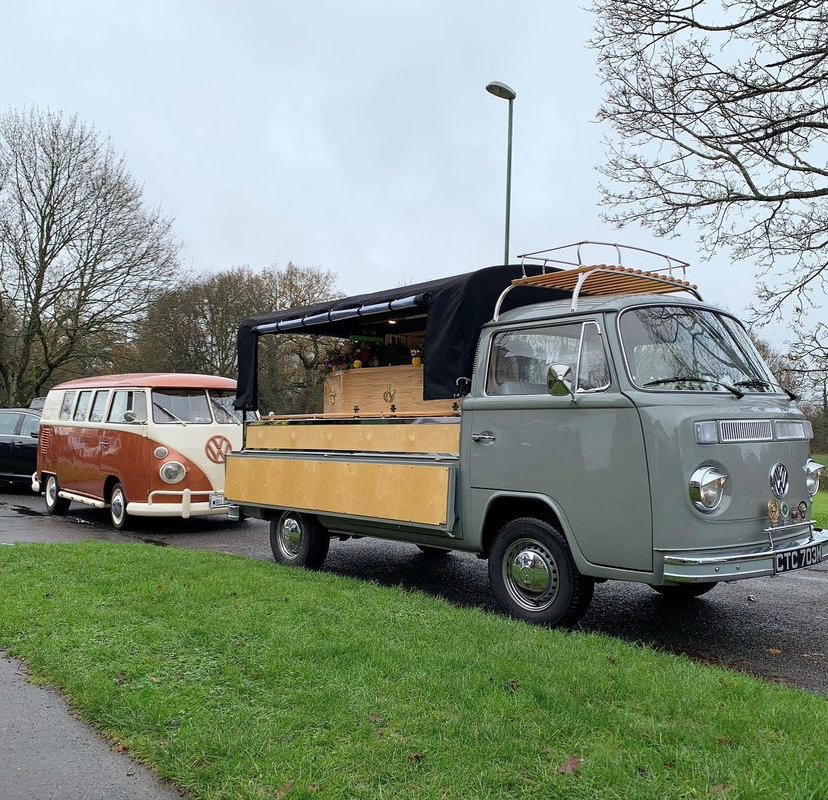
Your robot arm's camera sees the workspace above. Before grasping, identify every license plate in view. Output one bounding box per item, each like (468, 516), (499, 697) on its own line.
(774, 544), (822, 574)
(209, 492), (229, 509)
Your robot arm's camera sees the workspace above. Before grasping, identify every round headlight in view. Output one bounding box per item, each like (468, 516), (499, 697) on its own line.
(160, 461), (186, 484)
(805, 459), (824, 497)
(689, 465), (728, 512)
(154, 446), (168, 459)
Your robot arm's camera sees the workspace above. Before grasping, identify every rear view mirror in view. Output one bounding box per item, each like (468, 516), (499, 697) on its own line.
(547, 364), (575, 399)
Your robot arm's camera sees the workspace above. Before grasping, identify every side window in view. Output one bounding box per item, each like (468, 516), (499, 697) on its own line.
(89, 390), (109, 423)
(108, 390), (147, 423)
(59, 391), (76, 420)
(0, 412), (22, 435)
(21, 415), (40, 436)
(73, 390), (93, 421)
(487, 324), (582, 396)
(577, 323), (610, 392)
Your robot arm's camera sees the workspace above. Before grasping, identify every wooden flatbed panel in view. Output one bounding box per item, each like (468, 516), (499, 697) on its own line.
(246, 422), (460, 454)
(323, 364), (457, 415)
(225, 454), (452, 527)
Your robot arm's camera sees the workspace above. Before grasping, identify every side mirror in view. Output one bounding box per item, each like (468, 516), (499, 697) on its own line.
(123, 411), (137, 423)
(547, 364), (575, 399)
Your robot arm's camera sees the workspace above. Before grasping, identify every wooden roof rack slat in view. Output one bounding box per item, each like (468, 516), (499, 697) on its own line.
(493, 263), (701, 319)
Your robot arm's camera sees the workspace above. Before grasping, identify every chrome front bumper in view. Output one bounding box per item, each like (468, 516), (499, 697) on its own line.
(127, 489), (227, 519)
(660, 523), (827, 583)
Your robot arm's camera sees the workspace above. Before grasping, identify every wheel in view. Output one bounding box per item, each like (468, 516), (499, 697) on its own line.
(109, 482), (131, 531)
(651, 582), (717, 600)
(44, 475), (70, 515)
(270, 511), (330, 569)
(416, 545), (450, 558)
(488, 517), (594, 627)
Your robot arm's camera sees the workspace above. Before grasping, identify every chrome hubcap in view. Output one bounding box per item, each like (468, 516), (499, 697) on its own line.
(111, 491), (124, 522)
(502, 538), (559, 612)
(278, 516), (304, 558)
(46, 478), (57, 506)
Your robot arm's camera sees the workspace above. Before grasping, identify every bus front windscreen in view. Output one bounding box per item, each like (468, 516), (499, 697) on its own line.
(151, 390), (212, 424)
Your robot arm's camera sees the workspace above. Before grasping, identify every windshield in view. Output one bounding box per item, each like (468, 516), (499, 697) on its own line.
(619, 306), (780, 394)
(152, 389), (212, 424)
(208, 391), (241, 423)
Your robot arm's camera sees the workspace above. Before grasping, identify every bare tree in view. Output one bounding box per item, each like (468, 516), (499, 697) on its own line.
(748, 329), (804, 395)
(0, 108), (178, 406)
(590, 1), (828, 318)
(131, 263), (341, 413)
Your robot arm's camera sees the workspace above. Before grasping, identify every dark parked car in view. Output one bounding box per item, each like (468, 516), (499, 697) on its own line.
(0, 408), (40, 488)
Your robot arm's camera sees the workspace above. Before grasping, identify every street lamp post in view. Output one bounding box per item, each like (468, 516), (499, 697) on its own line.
(486, 81), (516, 265)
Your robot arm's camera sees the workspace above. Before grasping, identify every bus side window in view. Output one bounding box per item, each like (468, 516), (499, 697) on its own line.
(73, 391), (93, 421)
(89, 390), (110, 423)
(59, 391), (76, 420)
(109, 390), (147, 424)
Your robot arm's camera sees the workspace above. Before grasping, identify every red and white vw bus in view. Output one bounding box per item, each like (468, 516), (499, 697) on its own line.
(34, 373), (242, 529)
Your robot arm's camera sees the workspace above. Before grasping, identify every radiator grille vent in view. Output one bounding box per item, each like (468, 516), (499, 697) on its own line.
(39, 425), (51, 456)
(718, 419), (773, 443)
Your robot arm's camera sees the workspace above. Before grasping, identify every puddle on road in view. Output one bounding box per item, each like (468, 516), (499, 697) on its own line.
(3, 504), (45, 517)
(2, 500), (169, 547)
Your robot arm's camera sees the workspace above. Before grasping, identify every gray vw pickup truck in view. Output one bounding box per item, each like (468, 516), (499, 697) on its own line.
(227, 244), (826, 626)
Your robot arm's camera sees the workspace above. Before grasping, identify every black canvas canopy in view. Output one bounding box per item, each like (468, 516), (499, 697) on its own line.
(235, 264), (565, 410)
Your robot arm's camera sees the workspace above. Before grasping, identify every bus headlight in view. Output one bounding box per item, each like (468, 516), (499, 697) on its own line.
(805, 460), (824, 497)
(689, 465), (728, 512)
(160, 461), (186, 484)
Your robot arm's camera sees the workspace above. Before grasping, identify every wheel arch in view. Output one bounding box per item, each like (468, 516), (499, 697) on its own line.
(103, 474), (122, 504)
(479, 492), (575, 559)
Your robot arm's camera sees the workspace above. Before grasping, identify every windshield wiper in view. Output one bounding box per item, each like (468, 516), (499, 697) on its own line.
(643, 376), (744, 398)
(733, 379), (798, 402)
(208, 396), (239, 423)
(152, 401), (187, 424)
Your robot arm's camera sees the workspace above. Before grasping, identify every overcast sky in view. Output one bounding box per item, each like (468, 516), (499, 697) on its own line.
(2, 0), (801, 344)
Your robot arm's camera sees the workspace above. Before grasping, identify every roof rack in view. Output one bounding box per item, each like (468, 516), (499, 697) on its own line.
(494, 242), (700, 318)
(517, 241), (691, 279)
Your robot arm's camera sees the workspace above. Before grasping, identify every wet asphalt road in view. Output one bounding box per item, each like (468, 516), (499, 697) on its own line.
(2, 487), (827, 695)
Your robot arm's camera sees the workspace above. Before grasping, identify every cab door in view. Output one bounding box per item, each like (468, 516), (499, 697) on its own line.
(466, 319), (653, 572)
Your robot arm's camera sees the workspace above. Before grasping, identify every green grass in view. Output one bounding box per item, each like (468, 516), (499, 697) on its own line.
(1, 543), (827, 800)
(814, 491), (828, 528)
(809, 453), (826, 527)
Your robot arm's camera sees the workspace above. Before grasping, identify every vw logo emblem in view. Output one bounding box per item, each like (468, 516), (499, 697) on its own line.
(769, 462), (789, 499)
(205, 435), (233, 464)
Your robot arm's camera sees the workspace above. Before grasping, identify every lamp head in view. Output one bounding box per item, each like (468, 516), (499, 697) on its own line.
(486, 81), (516, 101)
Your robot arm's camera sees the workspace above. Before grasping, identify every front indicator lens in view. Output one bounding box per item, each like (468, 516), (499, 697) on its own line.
(694, 420), (718, 444)
(805, 460), (825, 497)
(689, 466), (728, 511)
(160, 461), (186, 484)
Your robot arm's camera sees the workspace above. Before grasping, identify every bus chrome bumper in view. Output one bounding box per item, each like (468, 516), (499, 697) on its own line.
(127, 489), (228, 519)
(660, 523), (827, 583)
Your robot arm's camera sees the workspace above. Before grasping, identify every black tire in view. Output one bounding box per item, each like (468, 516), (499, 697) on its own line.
(651, 582), (717, 600)
(416, 544), (451, 558)
(109, 482), (131, 531)
(43, 474), (70, 516)
(488, 517), (594, 627)
(270, 511), (330, 569)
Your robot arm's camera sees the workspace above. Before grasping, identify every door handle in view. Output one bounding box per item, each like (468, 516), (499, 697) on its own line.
(471, 431), (496, 444)
(100, 440), (110, 448)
